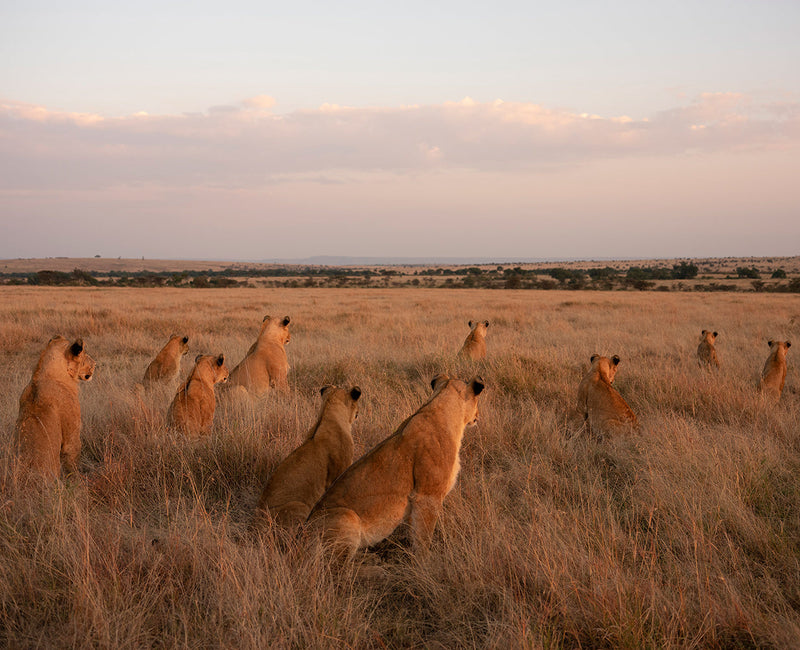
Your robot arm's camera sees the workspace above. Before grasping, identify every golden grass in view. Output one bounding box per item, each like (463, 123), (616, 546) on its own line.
(1, 287), (799, 647)
(3, 255), (799, 275)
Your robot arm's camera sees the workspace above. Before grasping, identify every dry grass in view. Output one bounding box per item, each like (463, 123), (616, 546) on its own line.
(3, 255), (799, 275)
(1, 287), (799, 648)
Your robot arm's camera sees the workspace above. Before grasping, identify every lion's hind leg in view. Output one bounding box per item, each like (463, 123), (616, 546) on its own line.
(317, 507), (365, 559)
(272, 501), (312, 528)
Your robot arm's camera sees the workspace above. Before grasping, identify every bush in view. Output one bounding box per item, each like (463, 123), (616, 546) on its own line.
(671, 262), (698, 279)
(736, 266), (760, 279)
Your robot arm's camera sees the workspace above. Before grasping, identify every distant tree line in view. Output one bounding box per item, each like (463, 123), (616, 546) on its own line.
(1, 263), (799, 292)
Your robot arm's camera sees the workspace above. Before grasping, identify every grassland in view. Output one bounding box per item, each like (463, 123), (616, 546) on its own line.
(1, 287), (799, 648)
(2, 255), (800, 292)
(3, 255), (799, 276)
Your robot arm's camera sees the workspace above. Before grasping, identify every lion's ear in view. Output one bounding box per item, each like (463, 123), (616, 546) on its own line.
(468, 320), (473, 328)
(182, 336), (189, 344)
(768, 340), (773, 347)
(69, 339), (84, 357)
(216, 354), (225, 366)
(612, 355), (621, 366)
(195, 354), (203, 363)
(701, 330), (707, 336)
(319, 385), (334, 397)
(713, 332), (718, 338)
(590, 354), (598, 363)
(262, 315), (271, 322)
(470, 376), (485, 396)
(484, 320), (489, 328)
(350, 386), (362, 401)
(282, 316), (291, 326)
(430, 374), (449, 391)
(787, 341), (792, 349)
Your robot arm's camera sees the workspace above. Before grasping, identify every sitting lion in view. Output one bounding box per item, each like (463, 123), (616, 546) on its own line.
(759, 340), (791, 400)
(577, 354), (637, 439)
(575, 354), (618, 422)
(142, 334), (189, 389)
(697, 330), (720, 369)
(167, 354), (229, 436)
(227, 315), (291, 397)
(458, 320), (489, 360)
(15, 336), (96, 480)
(256, 385), (362, 527)
(307, 374), (485, 557)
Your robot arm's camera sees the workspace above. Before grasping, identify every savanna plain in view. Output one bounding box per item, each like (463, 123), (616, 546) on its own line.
(1, 287), (799, 648)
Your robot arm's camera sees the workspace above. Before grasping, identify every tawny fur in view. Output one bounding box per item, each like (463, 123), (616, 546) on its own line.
(256, 385), (361, 527)
(168, 354), (229, 436)
(577, 355), (637, 439)
(227, 315), (291, 396)
(759, 340), (791, 401)
(15, 336), (96, 480)
(697, 330), (720, 369)
(458, 320), (489, 360)
(307, 374), (485, 557)
(576, 354), (619, 422)
(143, 334), (189, 389)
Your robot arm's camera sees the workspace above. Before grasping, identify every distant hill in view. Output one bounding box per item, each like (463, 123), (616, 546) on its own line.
(261, 255), (571, 266)
(1, 255), (798, 274)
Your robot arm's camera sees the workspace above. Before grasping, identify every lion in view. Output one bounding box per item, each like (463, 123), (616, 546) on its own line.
(167, 354), (229, 436)
(15, 336), (96, 480)
(142, 334), (189, 389)
(458, 320), (489, 360)
(575, 354), (619, 422)
(307, 374), (485, 557)
(697, 330), (720, 369)
(577, 354), (637, 439)
(759, 340), (791, 400)
(255, 385), (362, 528)
(227, 315), (291, 397)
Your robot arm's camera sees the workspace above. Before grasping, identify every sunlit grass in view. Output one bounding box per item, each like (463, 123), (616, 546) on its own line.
(1, 287), (798, 647)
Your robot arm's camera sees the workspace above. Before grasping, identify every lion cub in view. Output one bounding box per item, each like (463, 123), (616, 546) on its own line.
(256, 385), (361, 527)
(577, 355), (637, 439)
(458, 320), (489, 360)
(228, 315), (291, 396)
(143, 334), (190, 389)
(15, 336), (96, 480)
(759, 340), (791, 400)
(307, 374), (485, 557)
(697, 330), (720, 369)
(168, 354), (229, 436)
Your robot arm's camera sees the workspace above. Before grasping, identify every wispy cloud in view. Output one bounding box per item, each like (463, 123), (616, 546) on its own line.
(1, 93), (798, 192)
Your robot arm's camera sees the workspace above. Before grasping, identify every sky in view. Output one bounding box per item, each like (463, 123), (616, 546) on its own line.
(1, 0), (799, 261)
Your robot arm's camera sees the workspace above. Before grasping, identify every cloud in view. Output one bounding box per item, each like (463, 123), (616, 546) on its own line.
(0, 94), (798, 192)
(241, 95), (276, 110)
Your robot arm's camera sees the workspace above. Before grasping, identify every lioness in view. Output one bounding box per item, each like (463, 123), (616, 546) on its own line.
(697, 330), (720, 369)
(458, 320), (489, 360)
(759, 340), (791, 400)
(578, 355), (637, 439)
(15, 336), (96, 480)
(307, 374), (485, 557)
(143, 334), (189, 389)
(256, 385), (362, 527)
(167, 354), (229, 436)
(575, 354), (619, 424)
(227, 315), (291, 396)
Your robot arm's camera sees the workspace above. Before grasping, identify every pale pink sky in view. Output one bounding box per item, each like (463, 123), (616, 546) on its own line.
(2, 1), (799, 260)
(1, 94), (798, 260)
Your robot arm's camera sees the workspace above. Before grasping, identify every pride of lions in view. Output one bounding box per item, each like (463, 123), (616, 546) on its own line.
(11, 315), (792, 559)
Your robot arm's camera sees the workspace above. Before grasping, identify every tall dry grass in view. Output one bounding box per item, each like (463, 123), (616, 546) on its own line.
(1, 287), (799, 648)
